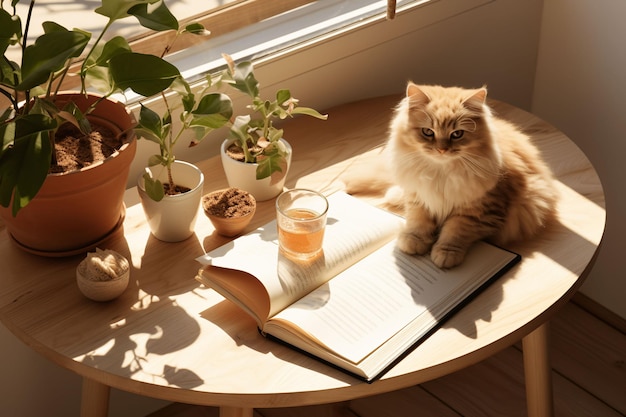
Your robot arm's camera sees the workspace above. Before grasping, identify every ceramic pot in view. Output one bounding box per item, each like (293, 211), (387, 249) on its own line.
(75, 248), (130, 301)
(202, 188), (256, 237)
(137, 160), (204, 242)
(0, 93), (136, 256)
(220, 138), (292, 201)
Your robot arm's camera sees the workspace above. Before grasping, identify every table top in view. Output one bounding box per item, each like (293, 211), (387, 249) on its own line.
(0, 95), (606, 409)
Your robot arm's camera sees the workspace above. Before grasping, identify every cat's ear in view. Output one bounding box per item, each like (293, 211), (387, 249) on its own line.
(464, 88), (487, 112)
(406, 83), (430, 107)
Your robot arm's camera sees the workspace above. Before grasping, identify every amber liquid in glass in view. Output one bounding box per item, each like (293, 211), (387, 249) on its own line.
(278, 208), (325, 257)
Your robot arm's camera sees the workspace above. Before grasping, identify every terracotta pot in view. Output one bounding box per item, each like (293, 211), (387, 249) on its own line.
(220, 138), (292, 201)
(137, 160), (204, 242)
(202, 188), (256, 237)
(0, 93), (137, 256)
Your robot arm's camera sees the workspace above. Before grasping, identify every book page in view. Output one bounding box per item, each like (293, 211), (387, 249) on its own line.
(265, 240), (519, 364)
(197, 192), (405, 322)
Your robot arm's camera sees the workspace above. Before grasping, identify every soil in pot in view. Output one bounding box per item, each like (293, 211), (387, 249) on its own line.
(202, 188), (256, 237)
(224, 140), (264, 162)
(164, 183), (191, 194)
(51, 119), (124, 173)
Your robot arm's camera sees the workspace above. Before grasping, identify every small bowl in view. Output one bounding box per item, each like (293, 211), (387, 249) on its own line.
(202, 188), (256, 237)
(77, 269), (130, 302)
(76, 248), (130, 302)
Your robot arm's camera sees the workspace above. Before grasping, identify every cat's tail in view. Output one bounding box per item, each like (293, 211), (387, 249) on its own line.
(341, 145), (394, 196)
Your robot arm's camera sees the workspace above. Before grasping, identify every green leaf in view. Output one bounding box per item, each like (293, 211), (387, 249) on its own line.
(231, 61), (259, 98)
(109, 52), (180, 96)
(128, 0), (178, 32)
(0, 57), (19, 88)
(96, 0), (160, 22)
(134, 126), (161, 144)
(184, 22), (209, 35)
(267, 127), (283, 143)
(289, 106), (329, 120)
(0, 144), (19, 208)
(190, 93), (233, 129)
(83, 65), (114, 94)
(255, 151), (287, 182)
(0, 114), (56, 215)
(57, 102), (90, 134)
(0, 8), (21, 55)
(18, 29), (90, 91)
(170, 77), (194, 112)
(0, 106), (12, 122)
(40, 21), (62, 32)
(135, 104), (163, 143)
(142, 172), (164, 201)
(94, 36), (132, 66)
(11, 130), (52, 215)
(12, 113), (57, 143)
(276, 89), (291, 106)
(0, 109), (15, 156)
(81, 38), (130, 93)
(229, 114), (252, 144)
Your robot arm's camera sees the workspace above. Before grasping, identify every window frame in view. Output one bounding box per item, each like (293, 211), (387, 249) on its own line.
(59, 0), (317, 90)
(128, 0), (318, 58)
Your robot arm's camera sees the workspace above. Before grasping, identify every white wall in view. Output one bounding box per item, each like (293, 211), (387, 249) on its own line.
(1, 1), (546, 415)
(532, 0), (626, 319)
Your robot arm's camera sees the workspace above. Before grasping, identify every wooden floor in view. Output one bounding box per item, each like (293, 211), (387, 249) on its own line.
(148, 295), (625, 417)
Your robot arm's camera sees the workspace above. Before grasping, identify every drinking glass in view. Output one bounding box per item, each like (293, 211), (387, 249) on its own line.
(276, 189), (328, 259)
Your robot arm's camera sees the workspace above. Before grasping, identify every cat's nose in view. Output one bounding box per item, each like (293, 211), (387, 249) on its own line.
(437, 148), (447, 154)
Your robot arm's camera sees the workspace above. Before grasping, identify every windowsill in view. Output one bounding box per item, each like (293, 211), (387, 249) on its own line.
(166, 0), (433, 85)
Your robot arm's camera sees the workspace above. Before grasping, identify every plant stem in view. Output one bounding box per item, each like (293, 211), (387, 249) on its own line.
(21, 0), (36, 114)
(80, 19), (113, 95)
(160, 30), (184, 193)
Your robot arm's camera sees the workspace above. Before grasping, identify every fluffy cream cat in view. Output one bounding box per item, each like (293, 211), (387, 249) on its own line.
(345, 83), (557, 268)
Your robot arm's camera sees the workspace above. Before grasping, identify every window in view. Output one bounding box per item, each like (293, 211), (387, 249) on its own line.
(11, 0), (404, 92)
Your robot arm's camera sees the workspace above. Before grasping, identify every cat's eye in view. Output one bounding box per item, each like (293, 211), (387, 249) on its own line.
(421, 128), (434, 138)
(450, 130), (464, 140)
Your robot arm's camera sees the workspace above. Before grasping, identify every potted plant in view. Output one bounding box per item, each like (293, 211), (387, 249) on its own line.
(135, 72), (233, 242)
(214, 54), (328, 201)
(0, 0), (186, 255)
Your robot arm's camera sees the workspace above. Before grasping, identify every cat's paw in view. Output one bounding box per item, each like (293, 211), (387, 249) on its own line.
(431, 244), (466, 269)
(397, 232), (432, 255)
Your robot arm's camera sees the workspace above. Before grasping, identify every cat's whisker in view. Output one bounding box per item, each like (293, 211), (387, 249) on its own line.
(458, 153), (499, 179)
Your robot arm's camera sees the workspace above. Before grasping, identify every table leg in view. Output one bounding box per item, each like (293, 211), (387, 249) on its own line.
(80, 377), (110, 417)
(522, 322), (554, 417)
(219, 406), (254, 417)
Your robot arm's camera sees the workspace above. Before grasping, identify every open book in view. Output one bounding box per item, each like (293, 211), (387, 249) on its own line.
(195, 192), (520, 381)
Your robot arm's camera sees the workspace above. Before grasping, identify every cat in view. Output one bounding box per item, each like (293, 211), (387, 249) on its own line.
(344, 83), (557, 268)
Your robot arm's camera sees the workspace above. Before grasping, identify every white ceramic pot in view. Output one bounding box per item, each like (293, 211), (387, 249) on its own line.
(137, 160), (204, 242)
(220, 138), (292, 201)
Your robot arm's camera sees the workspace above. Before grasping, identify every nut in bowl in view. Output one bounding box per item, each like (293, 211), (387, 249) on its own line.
(76, 248), (130, 302)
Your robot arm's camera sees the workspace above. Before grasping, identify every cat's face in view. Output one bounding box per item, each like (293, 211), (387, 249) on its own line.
(399, 84), (491, 161)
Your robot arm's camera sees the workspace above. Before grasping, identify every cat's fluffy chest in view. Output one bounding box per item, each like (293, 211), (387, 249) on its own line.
(391, 149), (501, 220)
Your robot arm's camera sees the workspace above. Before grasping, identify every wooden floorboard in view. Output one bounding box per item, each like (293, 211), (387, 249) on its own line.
(549, 302), (626, 414)
(147, 299), (626, 417)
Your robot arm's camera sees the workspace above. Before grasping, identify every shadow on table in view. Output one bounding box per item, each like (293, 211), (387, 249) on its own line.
(72, 230), (208, 390)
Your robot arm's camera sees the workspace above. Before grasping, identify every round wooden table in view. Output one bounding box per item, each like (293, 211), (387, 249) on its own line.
(0, 96), (605, 417)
